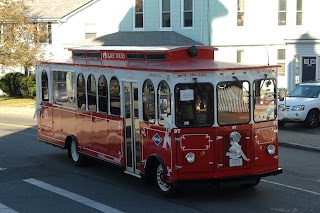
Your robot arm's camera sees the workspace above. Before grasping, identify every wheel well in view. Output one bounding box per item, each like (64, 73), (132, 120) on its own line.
(145, 154), (166, 183)
(309, 108), (319, 114)
(64, 135), (76, 150)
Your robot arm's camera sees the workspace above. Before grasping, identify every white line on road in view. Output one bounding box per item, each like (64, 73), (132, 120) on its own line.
(262, 180), (320, 196)
(0, 203), (19, 213)
(24, 178), (124, 213)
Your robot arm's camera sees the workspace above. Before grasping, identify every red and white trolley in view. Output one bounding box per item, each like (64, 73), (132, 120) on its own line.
(35, 45), (282, 196)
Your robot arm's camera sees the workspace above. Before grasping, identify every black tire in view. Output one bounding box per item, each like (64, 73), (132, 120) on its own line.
(278, 120), (285, 127)
(241, 178), (261, 187)
(68, 139), (86, 166)
(154, 162), (176, 197)
(304, 110), (319, 129)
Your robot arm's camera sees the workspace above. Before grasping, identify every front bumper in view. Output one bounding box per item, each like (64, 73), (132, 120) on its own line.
(175, 168), (283, 185)
(279, 110), (307, 122)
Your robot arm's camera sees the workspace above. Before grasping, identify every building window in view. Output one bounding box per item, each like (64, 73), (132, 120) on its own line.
(98, 75), (108, 113)
(110, 77), (121, 116)
(277, 49), (286, 76)
(295, 56), (300, 86)
(237, 50), (244, 63)
(135, 0), (143, 28)
(36, 22), (52, 44)
(237, 0), (244, 26)
(87, 74), (97, 111)
(296, 0), (303, 25)
(85, 23), (97, 39)
(161, 0), (171, 28)
(278, 0), (286, 25)
(182, 0), (193, 27)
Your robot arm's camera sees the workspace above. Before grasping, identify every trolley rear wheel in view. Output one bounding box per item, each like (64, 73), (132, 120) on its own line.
(69, 139), (86, 166)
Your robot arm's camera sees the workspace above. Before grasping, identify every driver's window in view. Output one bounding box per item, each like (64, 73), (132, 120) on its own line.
(253, 79), (277, 122)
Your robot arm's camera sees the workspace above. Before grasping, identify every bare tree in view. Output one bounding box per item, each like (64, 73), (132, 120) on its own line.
(0, 0), (47, 75)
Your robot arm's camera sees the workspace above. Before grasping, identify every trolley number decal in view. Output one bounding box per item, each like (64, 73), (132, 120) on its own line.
(229, 158), (243, 167)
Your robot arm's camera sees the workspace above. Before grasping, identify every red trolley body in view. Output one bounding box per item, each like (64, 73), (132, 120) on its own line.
(36, 45), (282, 196)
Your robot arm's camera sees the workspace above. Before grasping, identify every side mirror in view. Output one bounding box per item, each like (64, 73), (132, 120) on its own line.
(278, 90), (286, 101)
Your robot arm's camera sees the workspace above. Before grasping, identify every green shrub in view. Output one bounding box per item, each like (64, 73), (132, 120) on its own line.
(0, 72), (25, 97)
(20, 74), (36, 98)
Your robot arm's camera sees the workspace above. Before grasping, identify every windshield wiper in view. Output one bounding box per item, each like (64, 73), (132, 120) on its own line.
(232, 76), (251, 98)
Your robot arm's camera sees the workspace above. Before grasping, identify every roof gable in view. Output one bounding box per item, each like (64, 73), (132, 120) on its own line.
(29, 0), (94, 20)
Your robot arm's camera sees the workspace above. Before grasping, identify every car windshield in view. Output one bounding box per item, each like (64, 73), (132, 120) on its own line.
(288, 85), (320, 98)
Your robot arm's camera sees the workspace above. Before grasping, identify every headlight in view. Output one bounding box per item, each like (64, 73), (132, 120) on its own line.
(292, 105), (305, 111)
(267, 145), (276, 155)
(185, 152), (195, 163)
(230, 131), (241, 143)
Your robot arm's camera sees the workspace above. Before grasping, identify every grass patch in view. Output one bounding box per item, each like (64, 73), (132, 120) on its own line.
(0, 96), (36, 107)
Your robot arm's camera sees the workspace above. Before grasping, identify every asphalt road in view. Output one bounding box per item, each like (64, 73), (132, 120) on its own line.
(0, 116), (319, 213)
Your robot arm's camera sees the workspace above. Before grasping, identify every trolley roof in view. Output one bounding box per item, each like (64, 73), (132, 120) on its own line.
(39, 46), (279, 72)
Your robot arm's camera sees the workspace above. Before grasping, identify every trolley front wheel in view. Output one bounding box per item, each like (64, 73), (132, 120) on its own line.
(154, 162), (176, 197)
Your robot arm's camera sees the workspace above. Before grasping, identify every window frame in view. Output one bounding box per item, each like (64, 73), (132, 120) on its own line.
(87, 74), (97, 112)
(175, 82), (214, 128)
(237, 0), (245, 26)
(160, 0), (171, 29)
(98, 75), (108, 113)
(253, 79), (277, 123)
(278, 0), (287, 26)
(296, 0), (303, 25)
(52, 70), (76, 108)
(142, 79), (156, 123)
(77, 73), (86, 109)
(41, 70), (49, 102)
(217, 80), (251, 126)
(237, 50), (244, 63)
(181, 0), (194, 28)
(109, 76), (121, 116)
(134, 0), (144, 30)
(157, 80), (171, 125)
(277, 49), (286, 76)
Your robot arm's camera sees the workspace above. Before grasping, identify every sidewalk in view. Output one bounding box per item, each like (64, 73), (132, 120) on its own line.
(0, 107), (319, 152)
(0, 106), (35, 118)
(278, 130), (320, 152)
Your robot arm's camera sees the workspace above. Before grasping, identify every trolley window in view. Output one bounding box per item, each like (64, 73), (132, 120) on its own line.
(175, 83), (213, 127)
(158, 80), (171, 125)
(52, 71), (75, 108)
(77, 73), (86, 109)
(87, 74), (97, 111)
(41, 70), (49, 101)
(253, 78), (276, 122)
(143, 79), (155, 123)
(110, 77), (121, 116)
(98, 75), (108, 113)
(217, 81), (250, 125)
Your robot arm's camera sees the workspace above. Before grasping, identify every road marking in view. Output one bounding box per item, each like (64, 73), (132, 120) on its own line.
(0, 123), (33, 129)
(262, 180), (320, 196)
(0, 168), (6, 171)
(24, 178), (124, 213)
(0, 203), (19, 213)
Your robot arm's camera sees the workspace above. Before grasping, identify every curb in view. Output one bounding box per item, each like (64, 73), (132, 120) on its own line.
(279, 141), (320, 152)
